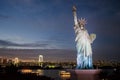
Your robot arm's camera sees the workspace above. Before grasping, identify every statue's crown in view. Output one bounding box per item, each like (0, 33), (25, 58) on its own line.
(78, 18), (87, 26)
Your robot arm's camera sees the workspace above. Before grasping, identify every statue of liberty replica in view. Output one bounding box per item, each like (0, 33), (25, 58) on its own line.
(72, 6), (96, 69)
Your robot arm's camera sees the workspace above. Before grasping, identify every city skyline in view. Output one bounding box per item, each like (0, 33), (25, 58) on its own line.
(0, 0), (120, 61)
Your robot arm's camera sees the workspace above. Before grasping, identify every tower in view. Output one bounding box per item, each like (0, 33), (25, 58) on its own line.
(14, 57), (19, 66)
(38, 55), (43, 62)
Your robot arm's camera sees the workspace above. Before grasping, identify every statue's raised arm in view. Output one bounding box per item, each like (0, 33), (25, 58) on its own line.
(72, 6), (78, 26)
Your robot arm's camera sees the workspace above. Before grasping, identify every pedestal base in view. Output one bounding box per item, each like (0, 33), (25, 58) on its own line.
(68, 69), (101, 80)
(75, 69), (101, 80)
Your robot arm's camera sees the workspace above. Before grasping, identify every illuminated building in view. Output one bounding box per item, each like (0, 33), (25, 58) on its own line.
(14, 57), (19, 64)
(0, 57), (3, 63)
(38, 55), (43, 62)
(3, 58), (8, 64)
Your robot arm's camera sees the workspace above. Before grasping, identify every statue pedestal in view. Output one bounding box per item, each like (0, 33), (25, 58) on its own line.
(68, 69), (101, 80)
(75, 69), (101, 80)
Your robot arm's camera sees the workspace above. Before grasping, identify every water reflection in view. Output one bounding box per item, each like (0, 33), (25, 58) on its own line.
(36, 69), (44, 76)
(19, 69), (103, 80)
(19, 69), (44, 76)
(20, 69), (32, 73)
(19, 69), (71, 80)
(59, 71), (71, 79)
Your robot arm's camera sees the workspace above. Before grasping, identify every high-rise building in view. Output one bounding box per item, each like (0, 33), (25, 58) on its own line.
(38, 55), (43, 62)
(0, 57), (3, 63)
(3, 58), (8, 64)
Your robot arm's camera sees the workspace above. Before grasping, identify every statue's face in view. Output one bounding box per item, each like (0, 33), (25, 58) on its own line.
(80, 25), (84, 30)
(78, 18), (86, 30)
(81, 26), (84, 30)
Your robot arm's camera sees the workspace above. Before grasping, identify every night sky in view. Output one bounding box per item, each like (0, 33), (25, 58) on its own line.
(0, 0), (120, 61)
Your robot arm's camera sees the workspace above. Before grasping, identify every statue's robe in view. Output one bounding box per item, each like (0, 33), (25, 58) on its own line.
(74, 26), (95, 69)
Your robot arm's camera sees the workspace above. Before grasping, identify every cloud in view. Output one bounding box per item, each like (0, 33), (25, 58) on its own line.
(0, 33), (73, 49)
(8, 0), (34, 5)
(0, 39), (64, 49)
(0, 40), (18, 46)
(0, 14), (9, 19)
(0, 35), (28, 44)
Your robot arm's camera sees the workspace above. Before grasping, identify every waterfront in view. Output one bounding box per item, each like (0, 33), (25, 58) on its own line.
(0, 57), (120, 80)
(19, 69), (74, 80)
(0, 68), (120, 80)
